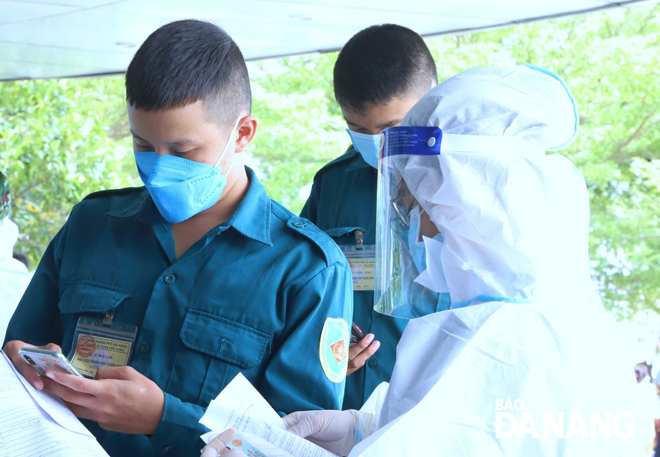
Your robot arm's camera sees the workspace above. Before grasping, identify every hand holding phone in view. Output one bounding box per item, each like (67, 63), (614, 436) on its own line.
(19, 347), (83, 377)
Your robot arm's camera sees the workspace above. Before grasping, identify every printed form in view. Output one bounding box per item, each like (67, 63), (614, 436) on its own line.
(0, 351), (108, 457)
(200, 373), (338, 457)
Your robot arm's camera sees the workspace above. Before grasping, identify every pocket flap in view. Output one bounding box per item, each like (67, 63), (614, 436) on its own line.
(324, 226), (364, 238)
(180, 310), (271, 368)
(58, 280), (130, 314)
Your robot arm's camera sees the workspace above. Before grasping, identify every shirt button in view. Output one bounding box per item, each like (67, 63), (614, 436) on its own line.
(139, 343), (151, 354)
(162, 273), (176, 284)
(292, 221), (306, 228)
(368, 359), (378, 369)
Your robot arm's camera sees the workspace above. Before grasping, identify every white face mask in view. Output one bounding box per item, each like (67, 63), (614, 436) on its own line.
(408, 206), (450, 294)
(413, 234), (449, 294)
(408, 206), (427, 273)
(346, 129), (380, 168)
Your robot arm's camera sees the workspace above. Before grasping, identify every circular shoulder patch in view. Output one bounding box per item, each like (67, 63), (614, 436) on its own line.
(319, 318), (349, 383)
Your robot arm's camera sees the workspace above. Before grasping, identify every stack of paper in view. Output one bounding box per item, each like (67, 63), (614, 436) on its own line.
(199, 373), (339, 457)
(0, 351), (108, 457)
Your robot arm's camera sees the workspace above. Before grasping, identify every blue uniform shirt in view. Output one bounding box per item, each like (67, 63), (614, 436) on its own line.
(6, 167), (352, 457)
(301, 149), (408, 411)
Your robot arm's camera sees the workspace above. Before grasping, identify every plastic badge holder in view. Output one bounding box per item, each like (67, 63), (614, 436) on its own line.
(341, 242), (376, 292)
(68, 314), (138, 378)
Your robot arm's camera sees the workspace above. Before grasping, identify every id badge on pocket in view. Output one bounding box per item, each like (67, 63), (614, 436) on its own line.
(68, 313), (138, 378)
(341, 245), (375, 291)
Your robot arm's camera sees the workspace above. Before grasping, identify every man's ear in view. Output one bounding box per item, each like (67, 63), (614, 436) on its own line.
(234, 115), (258, 153)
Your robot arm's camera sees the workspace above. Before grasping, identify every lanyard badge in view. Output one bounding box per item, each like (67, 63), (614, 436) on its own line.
(68, 310), (138, 378)
(341, 229), (376, 292)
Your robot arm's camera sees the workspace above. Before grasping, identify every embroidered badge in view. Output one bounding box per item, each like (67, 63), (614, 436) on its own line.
(319, 318), (349, 383)
(330, 339), (347, 363)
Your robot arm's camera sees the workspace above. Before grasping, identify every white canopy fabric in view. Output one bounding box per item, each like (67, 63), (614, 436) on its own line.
(0, 0), (652, 81)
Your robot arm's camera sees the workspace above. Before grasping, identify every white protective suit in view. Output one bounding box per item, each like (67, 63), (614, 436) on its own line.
(348, 66), (650, 456)
(0, 217), (32, 343)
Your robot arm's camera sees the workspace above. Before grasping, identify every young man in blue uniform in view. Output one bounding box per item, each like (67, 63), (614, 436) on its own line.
(301, 24), (445, 410)
(4, 20), (352, 456)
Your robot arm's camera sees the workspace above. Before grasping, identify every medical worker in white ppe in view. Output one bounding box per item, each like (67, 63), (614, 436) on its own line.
(202, 65), (651, 456)
(283, 64), (652, 457)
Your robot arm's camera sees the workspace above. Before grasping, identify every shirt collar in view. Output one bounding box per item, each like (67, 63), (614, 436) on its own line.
(106, 167), (273, 246)
(226, 167), (272, 246)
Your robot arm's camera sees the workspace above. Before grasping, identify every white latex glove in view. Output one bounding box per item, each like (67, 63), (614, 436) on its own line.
(283, 410), (374, 456)
(200, 429), (247, 457)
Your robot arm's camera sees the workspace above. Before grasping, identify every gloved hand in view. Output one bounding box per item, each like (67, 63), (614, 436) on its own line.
(284, 410), (374, 456)
(200, 429), (247, 457)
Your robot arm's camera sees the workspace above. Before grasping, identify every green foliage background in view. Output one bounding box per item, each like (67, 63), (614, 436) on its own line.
(1, 4), (659, 320)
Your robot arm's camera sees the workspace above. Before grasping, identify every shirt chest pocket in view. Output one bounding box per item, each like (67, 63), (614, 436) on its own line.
(169, 309), (272, 406)
(57, 281), (130, 355)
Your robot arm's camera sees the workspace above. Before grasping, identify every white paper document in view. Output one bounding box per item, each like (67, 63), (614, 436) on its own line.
(199, 373), (338, 457)
(0, 351), (109, 457)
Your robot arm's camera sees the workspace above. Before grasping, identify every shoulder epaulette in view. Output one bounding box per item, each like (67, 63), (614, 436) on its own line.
(271, 202), (344, 267)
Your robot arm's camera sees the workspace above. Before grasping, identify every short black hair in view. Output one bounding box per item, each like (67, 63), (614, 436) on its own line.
(125, 20), (251, 126)
(334, 24), (437, 114)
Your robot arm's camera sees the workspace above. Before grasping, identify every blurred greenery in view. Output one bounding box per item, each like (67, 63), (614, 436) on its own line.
(1, 3), (659, 319)
(0, 77), (137, 267)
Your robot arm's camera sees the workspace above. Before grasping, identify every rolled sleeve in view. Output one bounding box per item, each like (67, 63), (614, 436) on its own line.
(148, 393), (209, 454)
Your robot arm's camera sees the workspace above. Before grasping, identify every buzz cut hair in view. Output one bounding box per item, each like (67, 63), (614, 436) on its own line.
(125, 19), (251, 127)
(334, 24), (438, 114)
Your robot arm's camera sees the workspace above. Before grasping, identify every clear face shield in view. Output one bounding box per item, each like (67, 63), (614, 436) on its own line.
(374, 127), (452, 319)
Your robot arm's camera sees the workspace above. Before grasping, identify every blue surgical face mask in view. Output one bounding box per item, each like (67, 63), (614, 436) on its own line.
(347, 129), (380, 169)
(135, 118), (240, 223)
(397, 232), (451, 319)
(408, 206), (447, 279)
(399, 214), (451, 318)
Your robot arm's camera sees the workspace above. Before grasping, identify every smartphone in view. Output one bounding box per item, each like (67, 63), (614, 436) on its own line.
(350, 322), (364, 346)
(19, 347), (83, 377)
